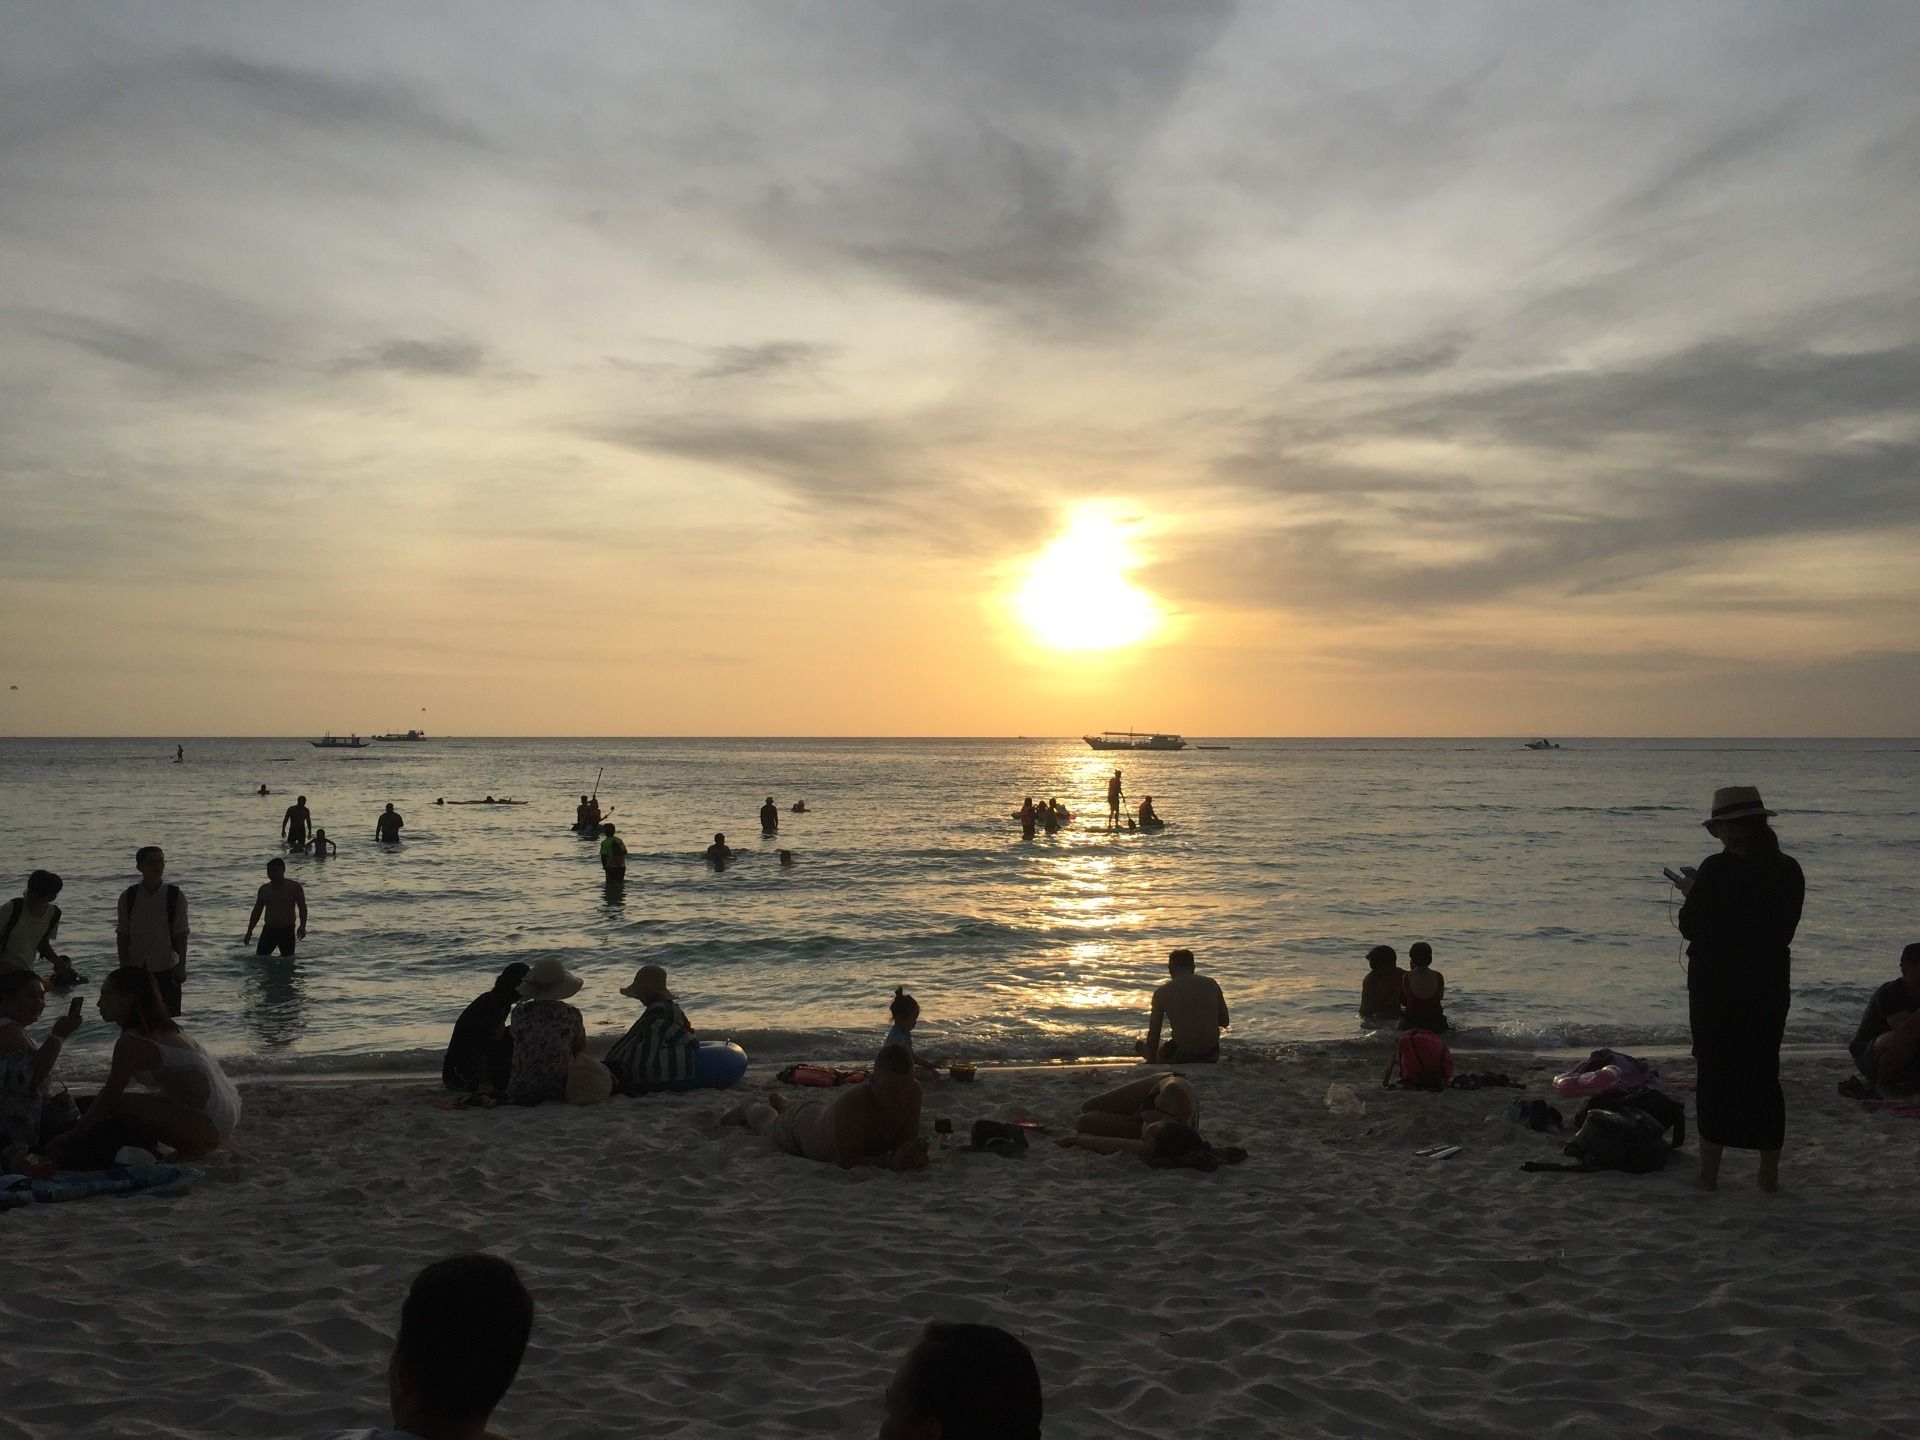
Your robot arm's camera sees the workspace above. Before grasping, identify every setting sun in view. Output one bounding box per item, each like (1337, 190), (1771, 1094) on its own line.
(1013, 509), (1165, 652)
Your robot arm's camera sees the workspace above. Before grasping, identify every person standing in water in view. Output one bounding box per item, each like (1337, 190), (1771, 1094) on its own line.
(706, 833), (733, 868)
(599, 823), (627, 877)
(375, 803), (404, 843)
(310, 829), (336, 859)
(244, 858), (308, 956)
(760, 796), (779, 835)
(1042, 798), (1061, 836)
(281, 795), (313, 850)
(117, 845), (189, 1017)
(1107, 769), (1124, 829)
(1019, 796), (1036, 840)
(175, 744), (184, 763)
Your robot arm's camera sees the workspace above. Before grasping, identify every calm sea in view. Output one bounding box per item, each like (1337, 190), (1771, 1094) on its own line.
(1, 737), (1912, 1077)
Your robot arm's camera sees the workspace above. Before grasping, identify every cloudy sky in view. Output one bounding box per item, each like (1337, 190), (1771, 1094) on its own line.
(4, 1), (1917, 735)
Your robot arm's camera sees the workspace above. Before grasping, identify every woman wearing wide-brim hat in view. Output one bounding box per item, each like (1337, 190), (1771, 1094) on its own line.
(604, 964), (698, 1095)
(1675, 786), (1804, 1192)
(505, 958), (586, 1105)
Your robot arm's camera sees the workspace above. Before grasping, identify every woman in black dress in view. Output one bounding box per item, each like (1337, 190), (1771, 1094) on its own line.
(1677, 785), (1803, 1192)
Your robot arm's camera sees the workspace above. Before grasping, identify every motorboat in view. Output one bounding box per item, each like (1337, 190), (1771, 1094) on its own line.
(375, 730), (428, 742)
(1084, 731), (1186, 751)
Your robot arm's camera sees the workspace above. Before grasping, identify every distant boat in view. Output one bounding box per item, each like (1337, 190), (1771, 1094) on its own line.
(375, 730), (428, 742)
(311, 734), (368, 749)
(1523, 739), (1561, 750)
(1085, 731), (1186, 752)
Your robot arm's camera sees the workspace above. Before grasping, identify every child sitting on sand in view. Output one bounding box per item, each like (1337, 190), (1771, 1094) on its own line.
(1361, 945), (1405, 1019)
(885, 988), (944, 1078)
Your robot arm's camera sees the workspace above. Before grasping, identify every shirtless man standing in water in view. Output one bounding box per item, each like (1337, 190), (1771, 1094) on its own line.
(727, 1044), (928, 1170)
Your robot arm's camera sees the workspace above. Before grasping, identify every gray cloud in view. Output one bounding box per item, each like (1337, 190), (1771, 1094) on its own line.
(1316, 335), (1469, 383)
(336, 338), (488, 378)
(698, 341), (827, 382)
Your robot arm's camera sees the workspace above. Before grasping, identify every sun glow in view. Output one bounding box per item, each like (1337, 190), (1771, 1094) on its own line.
(1013, 510), (1164, 652)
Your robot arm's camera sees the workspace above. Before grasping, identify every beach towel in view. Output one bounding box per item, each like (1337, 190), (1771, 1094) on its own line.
(2, 1162), (197, 1206)
(776, 1064), (868, 1087)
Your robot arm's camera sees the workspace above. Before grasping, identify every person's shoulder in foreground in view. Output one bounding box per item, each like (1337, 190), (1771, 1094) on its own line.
(332, 1253), (533, 1440)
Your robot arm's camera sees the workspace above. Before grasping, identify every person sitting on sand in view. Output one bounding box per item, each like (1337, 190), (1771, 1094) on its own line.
(1400, 941), (1448, 1033)
(335, 1253), (534, 1440)
(505, 960), (586, 1105)
(1074, 1072), (1200, 1141)
(726, 1043), (927, 1170)
(1849, 942), (1920, 1093)
(0, 969), (83, 1162)
(884, 988), (943, 1078)
(1136, 948), (1229, 1063)
(48, 968), (240, 1167)
(443, 963), (529, 1094)
(880, 1322), (1043, 1440)
(706, 832), (733, 868)
(1, 869), (83, 987)
(1361, 944), (1405, 1019)
(243, 857), (307, 957)
(311, 828), (336, 860)
(605, 964), (698, 1094)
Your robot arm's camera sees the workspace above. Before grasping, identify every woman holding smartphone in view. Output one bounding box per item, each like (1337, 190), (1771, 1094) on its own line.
(0, 969), (84, 1161)
(1676, 786), (1804, 1193)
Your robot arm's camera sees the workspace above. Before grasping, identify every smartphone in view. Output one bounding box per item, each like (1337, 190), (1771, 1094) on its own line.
(67, 996), (84, 1020)
(1662, 866), (1686, 887)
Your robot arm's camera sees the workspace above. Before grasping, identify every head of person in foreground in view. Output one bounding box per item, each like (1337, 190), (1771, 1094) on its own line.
(879, 1321), (1042, 1440)
(386, 1254), (533, 1440)
(97, 967), (178, 1034)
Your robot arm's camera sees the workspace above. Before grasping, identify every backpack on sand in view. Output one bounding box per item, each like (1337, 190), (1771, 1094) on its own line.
(1383, 1030), (1454, 1092)
(1522, 1106), (1672, 1175)
(1574, 1087), (1686, 1150)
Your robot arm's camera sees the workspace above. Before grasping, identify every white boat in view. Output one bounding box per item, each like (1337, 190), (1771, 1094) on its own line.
(1084, 730), (1186, 751)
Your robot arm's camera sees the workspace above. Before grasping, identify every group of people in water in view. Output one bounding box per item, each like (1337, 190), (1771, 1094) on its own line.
(340, 1252), (1043, 1440)
(1016, 772), (1165, 840)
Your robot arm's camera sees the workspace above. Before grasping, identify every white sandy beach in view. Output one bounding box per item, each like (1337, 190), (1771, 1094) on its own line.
(4, 1050), (1916, 1439)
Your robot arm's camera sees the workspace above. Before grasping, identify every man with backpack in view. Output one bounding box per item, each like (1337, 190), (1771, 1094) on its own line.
(117, 845), (190, 1016)
(1, 871), (83, 987)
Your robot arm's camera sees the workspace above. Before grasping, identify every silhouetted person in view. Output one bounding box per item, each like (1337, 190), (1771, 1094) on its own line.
(1107, 769), (1124, 828)
(1361, 945), (1404, 1019)
(282, 795), (312, 848)
(244, 858), (307, 956)
(1677, 785), (1803, 1193)
(1850, 942), (1920, 1093)
(376, 804), (404, 843)
(1399, 942), (1448, 1033)
(879, 1323), (1043, 1440)
(706, 832), (733, 868)
(1137, 948), (1229, 1063)
(760, 796), (779, 834)
(599, 823), (626, 876)
(1019, 795), (1035, 840)
(442, 963), (529, 1094)
(346, 1254), (534, 1440)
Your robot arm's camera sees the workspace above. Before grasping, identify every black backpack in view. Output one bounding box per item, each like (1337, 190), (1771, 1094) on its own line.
(1523, 1106), (1671, 1175)
(1574, 1087), (1686, 1151)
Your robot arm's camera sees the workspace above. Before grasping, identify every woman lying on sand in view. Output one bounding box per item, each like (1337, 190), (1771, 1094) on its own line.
(1071, 1073), (1199, 1138)
(50, 968), (241, 1167)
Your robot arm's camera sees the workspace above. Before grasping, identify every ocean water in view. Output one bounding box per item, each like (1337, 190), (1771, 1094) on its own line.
(1, 737), (1913, 1077)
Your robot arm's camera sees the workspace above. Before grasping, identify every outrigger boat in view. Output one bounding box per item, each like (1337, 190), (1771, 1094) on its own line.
(311, 733), (368, 749)
(1084, 730), (1186, 752)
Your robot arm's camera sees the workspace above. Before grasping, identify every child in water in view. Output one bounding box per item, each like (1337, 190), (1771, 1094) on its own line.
(885, 988), (943, 1078)
(310, 829), (336, 860)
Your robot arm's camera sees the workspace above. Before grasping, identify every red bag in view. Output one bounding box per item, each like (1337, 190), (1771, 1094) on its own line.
(1384, 1030), (1454, 1092)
